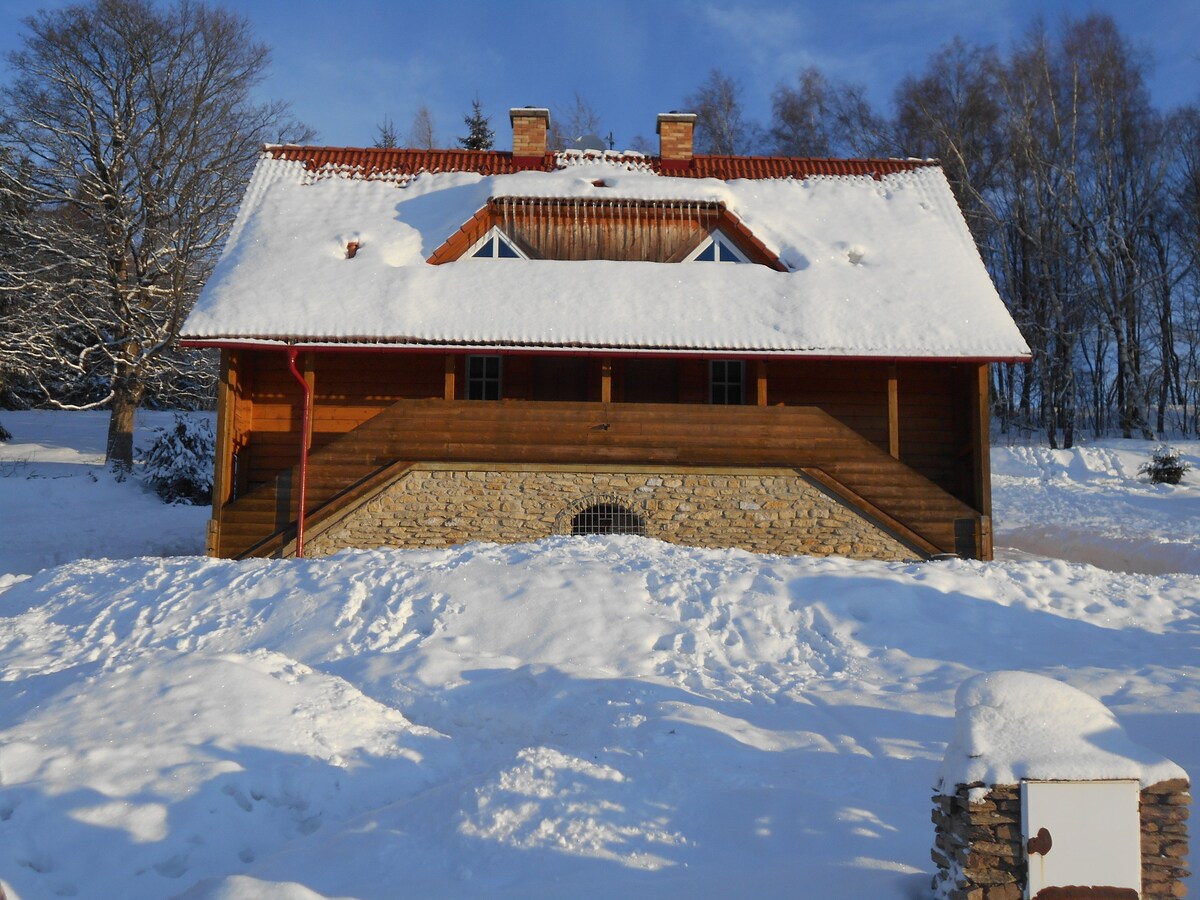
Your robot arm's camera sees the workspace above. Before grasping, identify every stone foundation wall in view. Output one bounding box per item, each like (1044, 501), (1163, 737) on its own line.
(304, 464), (915, 560)
(931, 780), (1191, 899)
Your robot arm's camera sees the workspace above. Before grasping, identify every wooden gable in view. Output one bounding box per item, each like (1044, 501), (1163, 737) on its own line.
(426, 198), (786, 269)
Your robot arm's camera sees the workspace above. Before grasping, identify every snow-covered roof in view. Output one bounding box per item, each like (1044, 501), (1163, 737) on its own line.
(936, 671), (1186, 790)
(182, 149), (1031, 359)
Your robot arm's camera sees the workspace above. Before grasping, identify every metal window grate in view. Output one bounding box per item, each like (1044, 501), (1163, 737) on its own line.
(571, 502), (646, 536)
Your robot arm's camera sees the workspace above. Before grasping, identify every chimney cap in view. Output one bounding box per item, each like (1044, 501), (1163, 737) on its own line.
(510, 107), (550, 125)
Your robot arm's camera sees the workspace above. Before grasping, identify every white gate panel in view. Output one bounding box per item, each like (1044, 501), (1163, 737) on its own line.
(1021, 779), (1141, 899)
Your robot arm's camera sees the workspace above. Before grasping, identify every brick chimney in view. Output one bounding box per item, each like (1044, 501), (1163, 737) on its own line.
(657, 112), (697, 169)
(510, 107), (550, 166)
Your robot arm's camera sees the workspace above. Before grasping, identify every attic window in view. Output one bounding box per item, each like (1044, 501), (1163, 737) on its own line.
(468, 226), (525, 259)
(685, 230), (749, 263)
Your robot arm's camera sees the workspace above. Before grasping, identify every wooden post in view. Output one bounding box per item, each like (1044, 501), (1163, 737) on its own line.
(601, 357), (612, 403)
(972, 363), (993, 560)
(756, 360), (768, 406)
(444, 354), (456, 400)
(208, 350), (236, 556)
(887, 363), (900, 459)
(302, 352), (316, 449)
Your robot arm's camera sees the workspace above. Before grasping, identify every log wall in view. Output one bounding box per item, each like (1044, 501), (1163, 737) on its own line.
(211, 350), (990, 560)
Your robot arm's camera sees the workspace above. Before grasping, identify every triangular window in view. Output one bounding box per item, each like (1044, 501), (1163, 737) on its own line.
(467, 227), (525, 259)
(685, 230), (749, 264)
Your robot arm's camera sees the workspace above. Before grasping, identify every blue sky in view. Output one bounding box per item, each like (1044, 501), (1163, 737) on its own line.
(1, 0), (1197, 150)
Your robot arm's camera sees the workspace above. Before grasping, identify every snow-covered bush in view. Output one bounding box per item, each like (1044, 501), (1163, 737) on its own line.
(0, 419), (10, 442)
(1139, 446), (1190, 485)
(139, 413), (215, 504)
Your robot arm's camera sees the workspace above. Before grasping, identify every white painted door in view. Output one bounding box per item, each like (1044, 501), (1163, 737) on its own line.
(1021, 779), (1141, 899)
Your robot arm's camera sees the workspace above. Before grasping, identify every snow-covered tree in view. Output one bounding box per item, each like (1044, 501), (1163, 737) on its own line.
(0, 0), (310, 469)
(139, 412), (215, 503)
(458, 98), (494, 151)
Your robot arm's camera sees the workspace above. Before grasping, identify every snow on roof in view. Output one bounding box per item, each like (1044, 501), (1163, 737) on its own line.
(182, 152), (1031, 358)
(936, 671), (1186, 790)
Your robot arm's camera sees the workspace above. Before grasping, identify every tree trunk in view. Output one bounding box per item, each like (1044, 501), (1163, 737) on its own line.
(105, 372), (144, 471)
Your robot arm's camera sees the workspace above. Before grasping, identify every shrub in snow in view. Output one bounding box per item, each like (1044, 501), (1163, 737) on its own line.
(0, 419), (10, 442)
(139, 413), (215, 504)
(1139, 446), (1190, 485)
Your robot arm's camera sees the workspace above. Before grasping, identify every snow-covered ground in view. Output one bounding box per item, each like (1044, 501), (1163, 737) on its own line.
(0, 411), (1196, 899)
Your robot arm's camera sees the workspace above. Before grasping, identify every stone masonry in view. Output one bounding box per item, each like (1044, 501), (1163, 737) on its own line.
(304, 464), (916, 560)
(931, 780), (1191, 899)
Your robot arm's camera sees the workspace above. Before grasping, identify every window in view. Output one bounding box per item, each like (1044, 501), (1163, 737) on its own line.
(467, 355), (502, 400)
(571, 502), (647, 536)
(685, 229), (750, 264)
(467, 226), (524, 259)
(710, 360), (744, 405)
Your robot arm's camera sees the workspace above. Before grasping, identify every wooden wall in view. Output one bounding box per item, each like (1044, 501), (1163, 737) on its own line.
(896, 362), (975, 507)
(767, 359), (979, 508)
(233, 351), (443, 492)
(499, 201), (712, 262)
(216, 349), (985, 522)
(768, 359), (890, 449)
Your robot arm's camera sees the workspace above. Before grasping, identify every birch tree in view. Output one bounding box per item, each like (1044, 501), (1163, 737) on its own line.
(0, 0), (309, 468)
(685, 69), (759, 155)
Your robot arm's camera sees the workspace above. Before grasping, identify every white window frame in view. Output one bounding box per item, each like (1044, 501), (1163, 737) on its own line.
(684, 229), (751, 264)
(465, 226), (526, 260)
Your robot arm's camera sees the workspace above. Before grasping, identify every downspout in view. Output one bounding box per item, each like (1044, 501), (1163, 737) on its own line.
(286, 348), (311, 558)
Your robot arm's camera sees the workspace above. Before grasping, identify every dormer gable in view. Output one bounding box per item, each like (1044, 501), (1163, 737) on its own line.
(428, 197), (786, 269)
(466, 226), (526, 259)
(684, 229), (751, 264)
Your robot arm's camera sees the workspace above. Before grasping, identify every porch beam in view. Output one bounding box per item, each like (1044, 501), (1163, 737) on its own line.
(302, 352), (316, 449)
(601, 357), (612, 403)
(971, 363), (993, 560)
(208, 349), (237, 555)
(887, 364), (900, 459)
(443, 354), (456, 400)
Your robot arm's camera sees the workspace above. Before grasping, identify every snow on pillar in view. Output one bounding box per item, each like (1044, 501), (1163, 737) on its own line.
(930, 671), (1190, 900)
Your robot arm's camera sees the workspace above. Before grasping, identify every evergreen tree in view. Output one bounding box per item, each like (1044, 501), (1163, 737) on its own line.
(373, 115), (399, 148)
(458, 98), (494, 150)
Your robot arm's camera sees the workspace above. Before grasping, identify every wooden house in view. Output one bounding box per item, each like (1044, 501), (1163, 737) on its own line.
(181, 108), (1031, 562)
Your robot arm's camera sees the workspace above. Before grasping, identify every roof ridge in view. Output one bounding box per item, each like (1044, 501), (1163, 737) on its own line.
(264, 145), (940, 180)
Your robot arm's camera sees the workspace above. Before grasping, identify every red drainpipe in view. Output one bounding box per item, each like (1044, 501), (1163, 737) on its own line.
(286, 348), (311, 558)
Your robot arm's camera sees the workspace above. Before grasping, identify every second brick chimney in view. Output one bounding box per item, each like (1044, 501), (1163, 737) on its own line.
(657, 112), (697, 168)
(511, 107), (550, 166)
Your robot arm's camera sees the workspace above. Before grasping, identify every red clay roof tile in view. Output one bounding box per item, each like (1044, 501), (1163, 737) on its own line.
(266, 145), (935, 181)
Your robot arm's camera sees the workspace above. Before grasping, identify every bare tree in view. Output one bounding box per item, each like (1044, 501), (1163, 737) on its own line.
(770, 67), (889, 157)
(548, 92), (602, 150)
(0, 0), (310, 468)
(685, 69), (760, 155)
(407, 105), (437, 149)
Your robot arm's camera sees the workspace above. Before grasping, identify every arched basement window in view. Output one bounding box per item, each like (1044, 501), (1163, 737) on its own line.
(571, 501), (647, 536)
